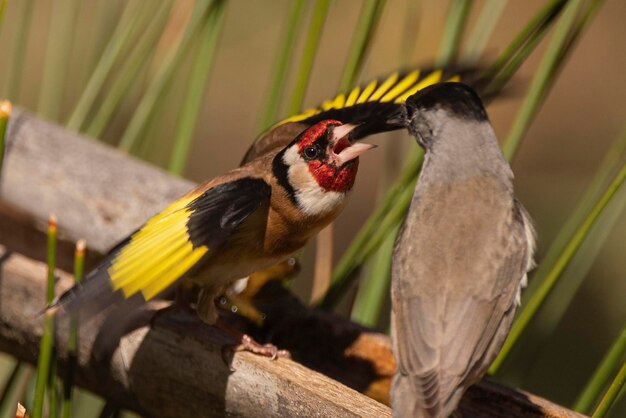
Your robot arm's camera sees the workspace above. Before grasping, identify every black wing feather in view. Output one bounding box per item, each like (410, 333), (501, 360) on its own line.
(50, 177), (271, 321)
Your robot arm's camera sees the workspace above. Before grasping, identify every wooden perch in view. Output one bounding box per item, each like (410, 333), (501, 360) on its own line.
(0, 107), (193, 271)
(0, 108), (586, 417)
(0, 246), (391, 417)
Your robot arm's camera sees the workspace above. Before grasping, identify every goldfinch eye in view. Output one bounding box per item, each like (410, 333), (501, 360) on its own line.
(303, 145), (320, 161)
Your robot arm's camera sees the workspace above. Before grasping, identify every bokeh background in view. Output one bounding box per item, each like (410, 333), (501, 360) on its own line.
(0, 0), (624, 416)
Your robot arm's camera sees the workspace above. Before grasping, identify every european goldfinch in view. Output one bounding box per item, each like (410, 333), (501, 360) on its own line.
(50, 69), (463, 332)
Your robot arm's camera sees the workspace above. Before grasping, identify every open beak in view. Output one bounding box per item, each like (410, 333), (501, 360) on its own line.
(330, 123), (376, 166)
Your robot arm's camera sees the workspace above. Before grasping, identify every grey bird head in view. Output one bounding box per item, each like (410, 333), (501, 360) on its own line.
(403, 82), (489, 149)
(390, 82), (535, 418)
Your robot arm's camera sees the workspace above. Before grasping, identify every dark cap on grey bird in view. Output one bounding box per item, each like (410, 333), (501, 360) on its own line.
(391, 82), (535, 418)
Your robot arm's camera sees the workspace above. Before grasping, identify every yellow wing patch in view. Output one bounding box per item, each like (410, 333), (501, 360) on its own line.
(108, 194), (208, 301)
(277, 69), (461, 126)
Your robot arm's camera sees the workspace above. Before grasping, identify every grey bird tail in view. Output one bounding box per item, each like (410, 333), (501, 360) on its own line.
(391, 372), (464, 418)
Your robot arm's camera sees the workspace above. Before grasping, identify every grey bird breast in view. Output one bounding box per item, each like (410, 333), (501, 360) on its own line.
(391, 82), (535, 418)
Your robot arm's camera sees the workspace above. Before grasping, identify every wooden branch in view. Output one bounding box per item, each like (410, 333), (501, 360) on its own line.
(0, 247), (390, 417)
(0, 107), (194, 270)
(0, 108), (586, 417)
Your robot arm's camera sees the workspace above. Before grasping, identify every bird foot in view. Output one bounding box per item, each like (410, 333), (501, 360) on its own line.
(233, 334), (291, 359)
(221, 334), (291, 368)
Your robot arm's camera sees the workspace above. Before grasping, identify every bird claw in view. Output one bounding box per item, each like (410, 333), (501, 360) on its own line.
(221, 334), (291, 369)
(234, 334), (291, 360)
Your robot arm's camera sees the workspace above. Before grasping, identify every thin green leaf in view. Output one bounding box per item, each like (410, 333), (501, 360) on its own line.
(257, 0), (306, 131)
(61, 240), (86, 418)
(66, 0), (146, 131)
(350, 0), (475, 322)
(0, 363), (29, 418)
(556, 0), (603, 65)
(321, 0), (574, 311)
(348, 144), (412, 321)
(0, 360), (21, 408)
(327, 0), (472, 312)
(522, 127), (626, 313)
(350, 226), (397, 327)
(169, 0), (227, 175)
(46, 216), (57, 304)
(21, 370), (36, 414)
(47, 354), (58, 418)
(348, 0), (420, 322)
(486, 0), (606, 373)
(337, 0), (386, 92)
(37, 0), (80, 121)
(118, 0), (213, 153)
(85, 1), (173, 139)
(488, 0), (600, 96)
(286, 0), (331, 116)
(490, 162), (626, 374)
(360, 182), (415, 259)
(483, 0), (566, 82)
(330, 0), (386, 315)
(33, 215), (58, 418)
(484, 17), (555, 98)
(575, 324), (626, 414)
(463, 0), (508, 64)
(592, 358), (626, 418)
(398, 0), (421, 66)
(502, 0), (596, 161)
(437, 0), (473, 66)
(0, 100), (10, 179)
(84, 0), (123, 82)
(319, 150), (423, 309)
(517, 179), (626, 387)
(4, 0), (34, 102)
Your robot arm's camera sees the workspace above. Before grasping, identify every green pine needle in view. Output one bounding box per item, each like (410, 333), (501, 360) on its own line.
(502, 0), (593, 161)
(337, 0), (386, 92)
(66, 0), (147, 131)
(286, 0), (331, 116)
(4, 0), (34, 102)
(85, 1), (173, 139)
(37, 0), (80, 121)
(61, 240), (86, 418)
(463, 0), (508, 64)
(437, 0), (473, 66)
(118, 0), (214, 153)
(0, 363), (29, 418)
(592, 357), (626, 418)
(0, 100), (10, 179)
(258, 0), (306, 131)
(483, 0), (566, 84)
(490, 162), (626, 374)
(350, 226), (397, 327)
(520, 127), (626, 325)
(575, 324), (626, 414)
(169, 0), (227, 175)
(47, 356), (58, 418)
(332, 0), (386, 322)
(319, 150), (423, 310)
(32, 215), (58, 418)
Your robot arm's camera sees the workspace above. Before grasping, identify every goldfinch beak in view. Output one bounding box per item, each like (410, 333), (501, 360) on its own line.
(330, 123), (376, 166)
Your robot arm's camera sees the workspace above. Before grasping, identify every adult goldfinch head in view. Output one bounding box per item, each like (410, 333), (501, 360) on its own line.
(273, 120), (375, 217)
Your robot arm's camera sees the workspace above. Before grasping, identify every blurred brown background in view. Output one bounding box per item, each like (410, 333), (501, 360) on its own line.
(0, 0), (624, 413)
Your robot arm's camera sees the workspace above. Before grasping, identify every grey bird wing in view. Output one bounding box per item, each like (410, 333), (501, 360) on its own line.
(391, 178), (534, 418)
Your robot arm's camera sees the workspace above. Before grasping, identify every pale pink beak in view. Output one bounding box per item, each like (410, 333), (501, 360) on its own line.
(330, 123), (376, 166)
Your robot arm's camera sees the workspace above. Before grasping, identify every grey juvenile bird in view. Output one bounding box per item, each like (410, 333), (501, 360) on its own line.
(391, 82), (535, 418)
